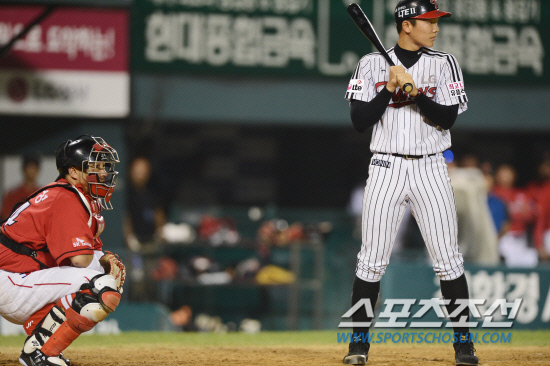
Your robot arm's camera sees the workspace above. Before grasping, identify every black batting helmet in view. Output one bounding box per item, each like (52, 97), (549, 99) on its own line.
(394, 0), (451, 26)
(55, 135), (119, 209)
(56, 137), (95, 175)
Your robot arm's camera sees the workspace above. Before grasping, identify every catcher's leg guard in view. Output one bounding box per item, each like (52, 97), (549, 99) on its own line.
(84, 273), (122, 313)
(24, 304), (55, 336)
(19, 306), (70, 366)
(41, 274), (121, 358)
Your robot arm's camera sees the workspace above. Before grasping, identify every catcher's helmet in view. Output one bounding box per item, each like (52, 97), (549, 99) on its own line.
(394, 0), (451, 26)
(56, 135), (119, 209)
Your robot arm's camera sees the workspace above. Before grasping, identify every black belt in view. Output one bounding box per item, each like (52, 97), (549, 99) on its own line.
(376, 152), (437, 160)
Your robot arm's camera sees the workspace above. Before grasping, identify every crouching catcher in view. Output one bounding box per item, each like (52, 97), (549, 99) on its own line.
(0, 135), (125, 366)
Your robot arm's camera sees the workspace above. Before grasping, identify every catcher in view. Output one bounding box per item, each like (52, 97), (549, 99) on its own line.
(0, 135), (126, 366)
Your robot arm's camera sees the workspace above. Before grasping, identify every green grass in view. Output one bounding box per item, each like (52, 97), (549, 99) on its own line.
(1, 330), (549, 349)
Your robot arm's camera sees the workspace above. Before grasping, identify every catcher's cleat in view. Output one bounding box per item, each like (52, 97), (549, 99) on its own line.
(454, 339), (478, 366)
(19, 349), (67, 366)
(21, 306), (71, 366)
(343, 341), (370, 365)
(20, 335), (71, 366)
(57, 354), (70, 366)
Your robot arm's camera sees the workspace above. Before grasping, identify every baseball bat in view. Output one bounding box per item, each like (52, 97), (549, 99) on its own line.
(347, 3), (413, 93)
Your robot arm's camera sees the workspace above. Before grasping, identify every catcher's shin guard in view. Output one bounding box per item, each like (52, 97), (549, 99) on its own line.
(20, 306), (71, 366)
(41, 274), (121, 358)
(41, 308), (96, 357)
(24, 304), (55, 336)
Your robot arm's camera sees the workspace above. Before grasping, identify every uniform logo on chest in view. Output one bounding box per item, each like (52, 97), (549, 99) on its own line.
(422, 74), (437, 83)
(372, 159), (391, 169)
(375, 82), (437, 108)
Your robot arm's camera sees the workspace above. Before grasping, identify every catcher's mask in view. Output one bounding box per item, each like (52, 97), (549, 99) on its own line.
(56, 135), (120, 210)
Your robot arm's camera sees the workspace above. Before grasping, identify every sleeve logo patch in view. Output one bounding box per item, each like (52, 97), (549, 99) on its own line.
(72, 237), (92, 248)
(348, 79), (364, 93)
(447, 81), (465, 98)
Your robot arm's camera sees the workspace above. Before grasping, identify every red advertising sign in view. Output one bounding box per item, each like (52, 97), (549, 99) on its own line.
(0, 6), (128, 71)
(0, 6), (129, 117)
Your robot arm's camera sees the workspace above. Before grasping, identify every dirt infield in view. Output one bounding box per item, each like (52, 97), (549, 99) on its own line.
(1, 344), (549, 366)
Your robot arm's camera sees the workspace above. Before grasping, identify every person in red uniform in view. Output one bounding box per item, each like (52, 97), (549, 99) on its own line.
(525, 156), (550, 261)
(0, 154), (41, 221)
(0, 135), (125, 366)
(534, 181), (550, 261)
(492, 164), (538, 267)
(525, 156), (550, 203)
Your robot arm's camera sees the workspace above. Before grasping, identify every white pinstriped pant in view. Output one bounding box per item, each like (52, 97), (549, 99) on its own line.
(356, 153), (464, 282)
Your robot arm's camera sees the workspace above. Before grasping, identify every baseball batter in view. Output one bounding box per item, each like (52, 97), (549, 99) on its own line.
(343, 1), (478, 365)
(0, 135), (126, 366)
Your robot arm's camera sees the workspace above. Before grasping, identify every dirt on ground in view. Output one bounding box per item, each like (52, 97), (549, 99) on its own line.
(0, 344), (549, 366)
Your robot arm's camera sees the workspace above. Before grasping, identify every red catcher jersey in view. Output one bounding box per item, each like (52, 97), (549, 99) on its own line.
(0, 180), (102, 273)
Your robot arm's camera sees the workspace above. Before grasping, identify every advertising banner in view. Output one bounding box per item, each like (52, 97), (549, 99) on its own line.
(384, 0), (547, 85)
(132, 0), (548, 83)
(0, 6), (129, 117)
(379, 263), (550, 329)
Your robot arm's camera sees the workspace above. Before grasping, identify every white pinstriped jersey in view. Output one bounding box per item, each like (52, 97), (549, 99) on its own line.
(345, 47), (467, 155)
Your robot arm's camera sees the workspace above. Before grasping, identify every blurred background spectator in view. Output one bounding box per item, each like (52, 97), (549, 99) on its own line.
(124, 156), (167, 301)
(448, 153), (499, 265)
(125, 156), (166, 252)
(484, 166), (509, 240)
(533, 157), (550, 261)
(526, 154), (550, 202)
(492, 164), (538, 267)
(0, 155), (40, 221)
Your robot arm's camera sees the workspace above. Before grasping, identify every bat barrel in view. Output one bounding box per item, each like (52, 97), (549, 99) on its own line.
(347, 3), (395, 67)
(347, 3), (367, 26)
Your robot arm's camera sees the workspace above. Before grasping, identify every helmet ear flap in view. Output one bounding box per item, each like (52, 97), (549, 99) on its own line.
(62, 139), (73, 167)
(56, 139), (72, 175)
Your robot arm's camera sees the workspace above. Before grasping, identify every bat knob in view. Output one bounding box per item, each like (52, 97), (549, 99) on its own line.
(403, 83), (413, 93)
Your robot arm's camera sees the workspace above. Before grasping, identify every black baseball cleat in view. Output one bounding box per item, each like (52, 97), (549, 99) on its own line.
(20, 332), (71, 366)
(343, 341), (370, 365)
(453, 340), (478, 365)
(58, 354), (70, 366)
(19, 349), (68, 366)
(19, 349), (70, 366)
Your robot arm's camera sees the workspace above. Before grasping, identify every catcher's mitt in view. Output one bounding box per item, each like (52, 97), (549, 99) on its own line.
(99, 251), (126, 292)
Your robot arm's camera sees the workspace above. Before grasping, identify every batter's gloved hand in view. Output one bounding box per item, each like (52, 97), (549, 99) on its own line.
(99, 251), (126, 292)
